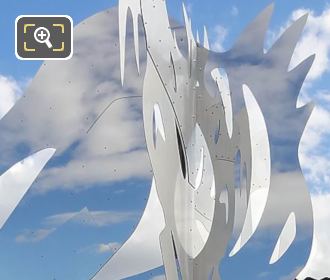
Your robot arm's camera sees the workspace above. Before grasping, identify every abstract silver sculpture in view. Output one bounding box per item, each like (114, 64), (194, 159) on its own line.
(0, 1), (315, 279)
(93, 1), (315, 279)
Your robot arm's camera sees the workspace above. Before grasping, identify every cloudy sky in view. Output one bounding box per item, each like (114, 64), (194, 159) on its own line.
(0, 0), (329, 279)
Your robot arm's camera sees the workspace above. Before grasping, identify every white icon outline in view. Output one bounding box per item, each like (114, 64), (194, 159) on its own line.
(34, 26), (53, 49)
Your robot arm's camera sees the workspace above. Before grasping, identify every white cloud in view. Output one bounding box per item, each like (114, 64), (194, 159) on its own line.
(36, 149), (151, 193)
(286, 7), (330, 81)
(0, 75), (21, 119)
(14, 208), (80, 243)
(299, 100), (330, 192)
(16, 207), (137, 243)
(298, 194), (330, 279)
(97, 242), (121, 254)
(15, 228), (55, 243)
(211, 25), (228, 52)
(231, 6), (239, 17)
(317, 89), (330, 103)
(43, 208), (84, 227)
(44, 207), (138, 227)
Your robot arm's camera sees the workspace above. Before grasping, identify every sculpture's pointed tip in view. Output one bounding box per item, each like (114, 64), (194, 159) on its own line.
(229, 2), (275, 58)
(256, 2), (275, 22)
(300, 12), (309, 22)
(135, 50), (140, 76)
(268, 2), (275, 13)
(182, 2), (188, 17)
(310, 53), (316, 60)
(196, 30), (200, 44)
(48, 148), (57, 156)
(266, 10), (310, 71)
(292, 12), (309, 31)
(290, 53), (315, 74)
(260, 2), (275, 19)
(305, 53), (316, 69)
(182, 2), (192, 28)
(182, 1), (196, 51)
(295, 12), (309, 30)
(204, 25), (210, 49)
(182, 3), (189, 30)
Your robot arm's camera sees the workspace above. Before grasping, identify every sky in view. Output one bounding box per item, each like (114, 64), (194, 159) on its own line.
(0, 0), (329, 279)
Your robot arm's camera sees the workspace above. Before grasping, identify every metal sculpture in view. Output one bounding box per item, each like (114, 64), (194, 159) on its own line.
(93, 1), (315, 280)
(0, 1), (315, 279)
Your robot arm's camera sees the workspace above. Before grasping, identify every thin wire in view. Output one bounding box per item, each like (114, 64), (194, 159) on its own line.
(86, 95), (142, 134)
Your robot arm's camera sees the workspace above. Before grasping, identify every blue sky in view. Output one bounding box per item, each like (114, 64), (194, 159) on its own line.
(0, 0), (330, 279)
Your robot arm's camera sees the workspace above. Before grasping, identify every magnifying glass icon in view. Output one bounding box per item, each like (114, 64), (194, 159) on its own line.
(34, 27), (53, 49)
